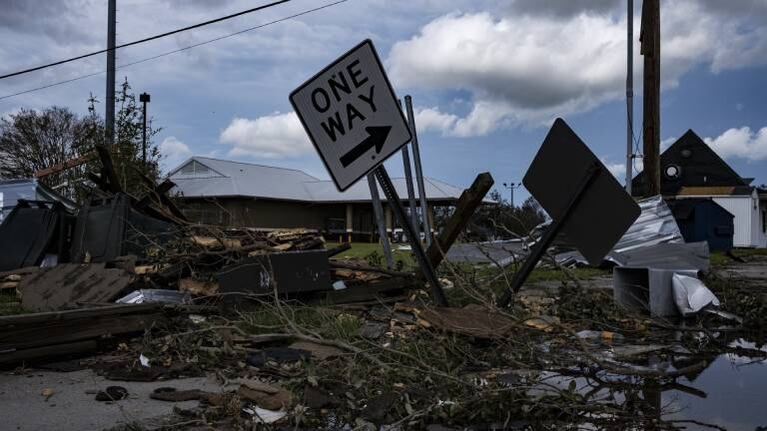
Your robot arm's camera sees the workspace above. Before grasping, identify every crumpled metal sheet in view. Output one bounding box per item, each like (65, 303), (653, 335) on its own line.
(612, 195), (684, 253)
(672, 273), (720, 316)
(554, 195), (691, 268)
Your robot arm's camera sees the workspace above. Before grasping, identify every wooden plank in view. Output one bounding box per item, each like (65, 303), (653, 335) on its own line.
(94, 145), (122, 193)
(34, 152), (96, 178)
(19, 263), (133, 312)
(0, 312), (163, 351)
(0, 340), (99, 366)
(0, 303), (161, 326)
(424, 172), (494, 270)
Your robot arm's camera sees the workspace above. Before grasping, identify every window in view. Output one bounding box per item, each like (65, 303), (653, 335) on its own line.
(179, 160), (210, 174)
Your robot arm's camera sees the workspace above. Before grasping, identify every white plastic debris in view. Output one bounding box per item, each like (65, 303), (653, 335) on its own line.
(332, 280), (347, 290)
(188, 314), (206, 324)
(139, 354), (150, 368)
(672, 273), (720, 316)
(242, 406), (286, 424)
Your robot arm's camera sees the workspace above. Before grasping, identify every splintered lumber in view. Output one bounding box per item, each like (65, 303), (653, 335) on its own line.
(0, 303), (165, 366)
(190, 235), (242, 249)
(425, 172), (494, 270)
(329, 260), (411, 278)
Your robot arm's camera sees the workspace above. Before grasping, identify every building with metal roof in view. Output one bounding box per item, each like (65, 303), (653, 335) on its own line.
(169, 156), (474, 240)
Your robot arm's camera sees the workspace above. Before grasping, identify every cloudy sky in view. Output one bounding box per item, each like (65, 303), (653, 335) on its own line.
(1, 0), (766, 202)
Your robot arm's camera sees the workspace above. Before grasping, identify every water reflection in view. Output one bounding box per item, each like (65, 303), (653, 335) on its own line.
(663, 349), (767, 430)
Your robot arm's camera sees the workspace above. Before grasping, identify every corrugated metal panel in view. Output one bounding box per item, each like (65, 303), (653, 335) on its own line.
(709, 197), (753, 247)
(612, 195), (684, 253)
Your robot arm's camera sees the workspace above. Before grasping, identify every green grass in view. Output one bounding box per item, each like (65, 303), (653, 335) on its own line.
(334, 242), (416, 268)
(711, 248), (767, 267)
(0, 294), (24, 316)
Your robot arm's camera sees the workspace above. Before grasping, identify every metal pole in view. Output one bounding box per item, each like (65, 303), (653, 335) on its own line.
(367, 173), (394, 269)
(374, 166), (448, 306)
(498, 163), (601, 307)
(405, 95), (432, 245)
(398, 100), (420, 239)
(142, 98), (147, 164)
(139, 92), (150, 165)
(625, 0), (634, 194)
(105, 0), (116, 147)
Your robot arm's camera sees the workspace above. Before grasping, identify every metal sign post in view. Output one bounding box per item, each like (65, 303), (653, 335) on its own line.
(405, 95), (432, 245)
(290, 39), (448, 306)
(367, 173), (394, 268)
(398, 100), (420, 241)
(374, 166), (447, 306)
(400, 146), (420, 241)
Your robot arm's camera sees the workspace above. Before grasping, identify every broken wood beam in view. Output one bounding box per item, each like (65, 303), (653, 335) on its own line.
(0, 304), (165, 366)
(329, 260), (412, 278)
(424, 172), (494, 271)
(94, 144), (122, 194)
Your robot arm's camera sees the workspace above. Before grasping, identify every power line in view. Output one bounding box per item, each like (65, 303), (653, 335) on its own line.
(0, 0), (348, 101)
(0, 0), (291, 81)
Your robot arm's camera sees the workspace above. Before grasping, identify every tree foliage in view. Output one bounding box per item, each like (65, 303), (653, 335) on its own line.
(0, 78), (161, 202)
(465, 191), (547, 241)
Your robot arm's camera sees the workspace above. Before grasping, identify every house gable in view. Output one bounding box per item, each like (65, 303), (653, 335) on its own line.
(632, 129), (748, 196)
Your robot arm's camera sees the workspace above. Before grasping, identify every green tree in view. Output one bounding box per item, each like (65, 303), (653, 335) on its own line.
(0, 78), (162, 202)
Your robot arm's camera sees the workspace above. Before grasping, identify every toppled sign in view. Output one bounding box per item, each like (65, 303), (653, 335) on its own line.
(498, 118), (641, 306)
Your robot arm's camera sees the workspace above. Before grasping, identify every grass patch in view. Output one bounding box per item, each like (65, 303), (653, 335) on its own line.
(335, 242), (416, 268)
(0, 294), (24, 316)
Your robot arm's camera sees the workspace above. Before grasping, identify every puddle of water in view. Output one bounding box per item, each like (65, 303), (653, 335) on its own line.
(663, 350), (767, 430)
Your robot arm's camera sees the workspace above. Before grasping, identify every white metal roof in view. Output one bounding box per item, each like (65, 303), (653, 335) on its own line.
(169, 156), (466, 203)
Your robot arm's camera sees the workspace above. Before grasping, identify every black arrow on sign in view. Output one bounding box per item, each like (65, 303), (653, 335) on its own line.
(339, 126), (391, 168)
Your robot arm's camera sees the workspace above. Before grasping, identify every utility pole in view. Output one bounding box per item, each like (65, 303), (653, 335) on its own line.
(140, 92), (150, 165)
(640, 0), (661, 196)
(105, 0), (116, 147)
(503, 182), (520, 207)
(625, 0), (634, 194)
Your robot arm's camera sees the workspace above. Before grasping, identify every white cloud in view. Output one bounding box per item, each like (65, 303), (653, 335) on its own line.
(661, 136), (677, 151)
(602, 158), (626, 180)
(415, 107), (458, 135)
(160, 136), (192, 171)
(160, 136), (192, 158)
(388, 2), (767, 136)
(220, 112), (312, 158)
(705, 126), (767, 161)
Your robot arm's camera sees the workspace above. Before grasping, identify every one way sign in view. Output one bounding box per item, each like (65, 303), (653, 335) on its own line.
(290, 39), (411, 191)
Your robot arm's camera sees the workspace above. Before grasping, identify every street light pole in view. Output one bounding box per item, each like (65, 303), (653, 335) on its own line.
(502, 182), (521, 207)
(139, 92), (151, 165)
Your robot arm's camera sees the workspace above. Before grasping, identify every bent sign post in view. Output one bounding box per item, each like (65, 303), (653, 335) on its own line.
(290, 39), (448, 306)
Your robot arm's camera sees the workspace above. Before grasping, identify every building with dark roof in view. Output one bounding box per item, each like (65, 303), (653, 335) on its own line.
(169, 156), (477, 240)
(632, 130), (766, 248)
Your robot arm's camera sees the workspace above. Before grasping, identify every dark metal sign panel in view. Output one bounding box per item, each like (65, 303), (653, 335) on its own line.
(524, 118), (641, 265)
(290, 39), (411, 191)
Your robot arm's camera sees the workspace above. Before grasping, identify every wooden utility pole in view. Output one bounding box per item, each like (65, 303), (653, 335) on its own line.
(640, 0), (661, 196)
(105, 0), (116, 147)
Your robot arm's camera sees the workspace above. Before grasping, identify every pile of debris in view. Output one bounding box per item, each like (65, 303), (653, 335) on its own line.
(0, 151), (421, 368)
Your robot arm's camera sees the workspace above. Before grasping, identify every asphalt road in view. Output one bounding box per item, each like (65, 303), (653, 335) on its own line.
(0, 368), (221, 430)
